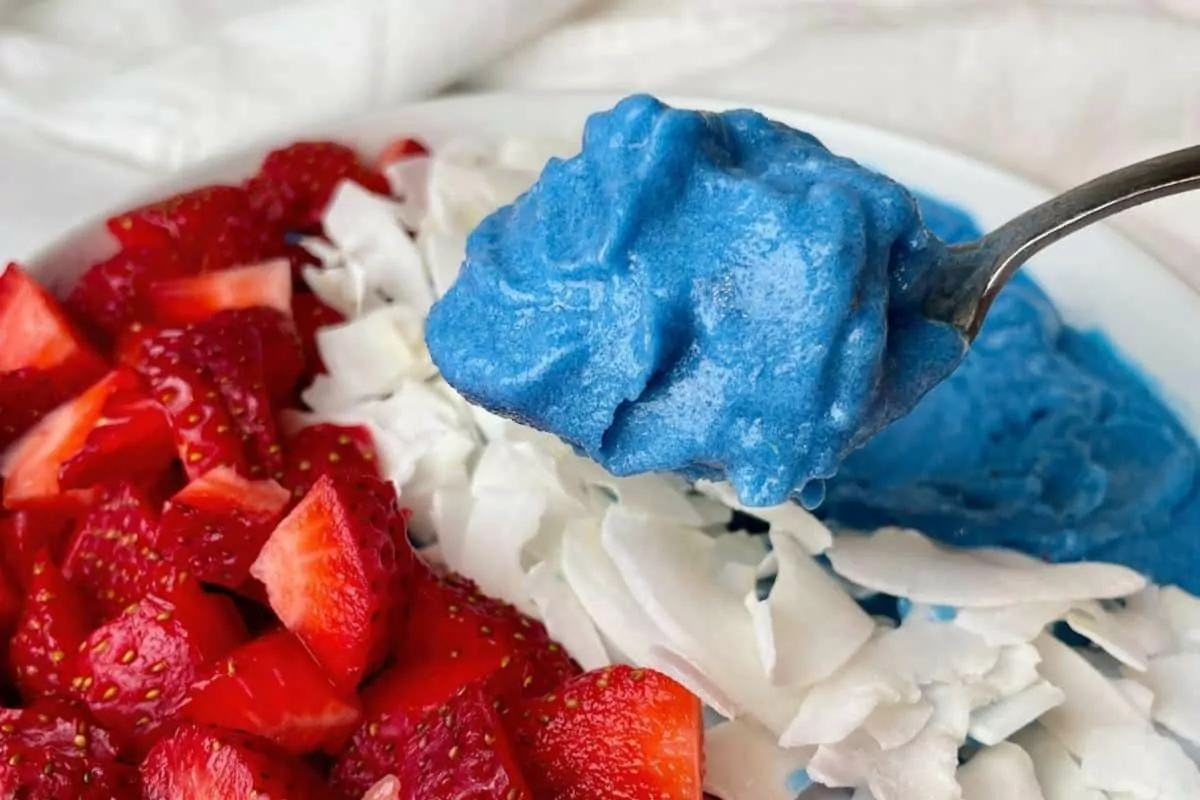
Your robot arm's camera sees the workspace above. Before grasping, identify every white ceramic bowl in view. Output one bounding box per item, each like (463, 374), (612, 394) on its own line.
(26, 91), (1200, 438)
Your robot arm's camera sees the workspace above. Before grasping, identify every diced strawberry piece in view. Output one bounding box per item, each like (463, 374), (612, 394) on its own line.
(75, 582), (247, 751)
(247, 141), (390, 228)
(0, 369), (83, 453)
(150, 258), (293, 327)
(0, 263), (107, 379)
(185, 629), (362, 754)
(279, 423), (379, 500)
(291, 291), (345, 377)
(0, 562), (19, 642)
(0, 507), (74, 587)
(396, 683), (533, 800)
(8, 552), (96, 702)
(398, 569), (580, 701)
(61, 483), (174, 617)
(202, 306), (305, 406)
(0, 700), (138, 799)
(112, 321), (164, 369)
(140, 724), (327, 800)
(375, 137), (429, 172)
(250, 474), (414, 692)
(506, 666), (704, 800)
(331, 659), (501, 797)
(67, 246), (192, 339)
(158, 466), (290, 590)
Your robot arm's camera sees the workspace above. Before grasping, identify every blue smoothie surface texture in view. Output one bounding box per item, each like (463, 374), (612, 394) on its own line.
(426, 94), (967, 507)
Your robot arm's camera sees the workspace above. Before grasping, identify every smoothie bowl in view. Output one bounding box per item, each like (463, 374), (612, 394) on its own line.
(1, 93), (1198, 800)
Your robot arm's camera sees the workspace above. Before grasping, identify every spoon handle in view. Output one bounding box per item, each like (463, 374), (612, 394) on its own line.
(933, 144), (1200, 337)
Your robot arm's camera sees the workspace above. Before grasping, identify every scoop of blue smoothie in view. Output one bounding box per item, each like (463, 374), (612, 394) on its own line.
(425, 94), (966, 506)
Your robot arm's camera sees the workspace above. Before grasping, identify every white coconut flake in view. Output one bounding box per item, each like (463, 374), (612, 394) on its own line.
(828, 528), (1146, 608)
(697, 480), (833, 554)
(975, 643), (1043, 702)
(969, 681), (1066, 746)
(315, 310), (430, 402)
(384, 154), (430, 225)
(1065, 606), (1150, 672)
(457, 489), (545, 614)
(866, 684), (971, 800)
(523, 558), (610, 671)
(703, 718), (814, 800)
(1081, 725), (1200, 799)
(1110, 678), (1155, 721)
(808, 730), (883, 789)
(862, 700), (934, 751)
(957, 742), (1047, 800)
(644, 644), (740, 720)
(1012, 724), (1106, 800)
(362, 774), (400, 800)
(1033, 635), (1150, 756)
(1138, 652), (1200, 746)
(756, 527), (874, 689)
(955, 601), (1073, 646)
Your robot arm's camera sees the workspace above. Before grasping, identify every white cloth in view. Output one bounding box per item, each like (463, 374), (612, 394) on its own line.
(0, 0), (1198, 287)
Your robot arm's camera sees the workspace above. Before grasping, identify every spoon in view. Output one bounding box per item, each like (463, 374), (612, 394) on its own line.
(926, 144), (1200, 338)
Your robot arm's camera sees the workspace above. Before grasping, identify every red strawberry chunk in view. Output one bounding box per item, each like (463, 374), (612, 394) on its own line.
(0, 263), (106, 379)
(140, 724), (328, 800)
(250, 474), (414, 692)
(0, 507), (74, 587)
(0, 700), (138, 799)
(506, 666), (704, 800)
(291, 291), (345, 377)
(75, 582), (247, 752)
(9, 552), (96, 702)
(280, 423), (379, 499)
(68, 246), (192, 339)
(398, 569), (580, 701)
(375, 137), (429, 173)
(158, 466), (290, 591)
(248, 141), (390, 229)
(61, 483), (174, 617)
(0, 562), (18, 643)
(185, 629), (362, 755)
(398, 682), (533, 800)
(150, 258), (293, 327)
(0, 368), (84, 453)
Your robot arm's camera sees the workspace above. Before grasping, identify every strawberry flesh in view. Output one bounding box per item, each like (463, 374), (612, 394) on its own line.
(8, 552), (96, 702)
(157, 466), (289, 590)
(75, 582), (247, 752)
(0, 263), (106, 379)
(185, 629), (362, 755)
(247, 141), (390, 229)
(280, 423), (379, 500)
(291, 291), (345, 377)
(150, 258), (293, 327)
(68, 246), (192, 340)
(140, 723), (328, 800)
(0, 507), (75, 587)
(250, 474), (414, 692)
(0, 368), (85, 453)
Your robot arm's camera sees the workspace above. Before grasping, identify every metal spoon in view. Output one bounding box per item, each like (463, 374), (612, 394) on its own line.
(926, 144), (1200, 338)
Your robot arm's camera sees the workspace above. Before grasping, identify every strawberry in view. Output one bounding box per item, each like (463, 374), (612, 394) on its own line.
(0, 368), (83, 453)
(9, 552), (95, 702)
(0, 562), (18, 644)
(0, 263), (107, 380)
(250, 474), (414, 692)
(279, 423), (379, 500)
(75, 582), (247, 752)
(140, 723), (328, 800)
(150, 258), (293, 327)
(375, 137), (429, 173)
(0, 700), (138, 799)
(397, 569), (580, 702)
(247, 141), (390, 228)
(157, 466), (290, 590)
(363, 776), (401, 800)
(291, 291), (345, 377)
(61, 482), (174, 618)
(68, 246), (192, 339)
(506, 666), (704, 800)
(2, 370), (163, 511)
(395, 682), (533, 800)
(0, 507), (74, 587)
(112, 320), (164, 369)
(331, 659), (501, 797)
(185, 629), (362, 755)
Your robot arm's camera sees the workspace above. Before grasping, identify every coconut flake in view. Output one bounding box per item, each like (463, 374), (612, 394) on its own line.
(456, 489), (545, 614)
(968, 681), (1065, 746)
(362, 775), (401, 800)
(808, 730), (882, 789)
(1080, 725), (1200, 799)
(697, 480), (833, 554)
(385, 155), (431, 226)
(1139, 652), (1200, 746)
(862, 700), (934, 751)
(1011, 724), (1105, 800)
(315, 310), (431, 402)
(954, 601), (1072, 646)
(702, 718), (814, 800)
(957, 742), (1047, 800)
(1065, 606), (1150, 672)
(1110, 678), (1155, 721)
(644, 644), (740, 720)
(523, 558), (611, 671)
(866, 684), (971, 800)
(828, 528), (1146, 608)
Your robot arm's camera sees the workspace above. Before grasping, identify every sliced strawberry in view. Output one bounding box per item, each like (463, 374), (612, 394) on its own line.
(61, 482), (174, 617)
(0, 562), (19, 644)
(8, 552), (96, 702)
(506, 666), (703, 799)
(75, 582), (247, 752)
(398, 568), (580, 701)
(185, 629), (362, 754)
(0, 700), (138, 799)
(0, 507), (74, 586)
(375, 136), (429, 173)
(158, 466), (290, 591)
(0, 263), (107, 379)
(280, 423), (379, 500)
(0, 368), (82, 453)
(250, 474), (414, 692)
(291, 291), (345, 377)
(67, 246), (192, 339)
(140, 723), (327, 800)
(331, 659), (501, 797)
(396, 682), (533, 800)
(248, 141), (390, 228)
(150, 258), (293, 327)
(112, 321), (164, 369)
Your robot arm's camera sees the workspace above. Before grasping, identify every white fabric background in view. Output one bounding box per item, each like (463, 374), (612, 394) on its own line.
(0, 0), (1197, 288)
